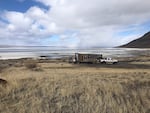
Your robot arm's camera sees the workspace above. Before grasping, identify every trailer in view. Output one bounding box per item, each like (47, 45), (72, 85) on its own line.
(74, 53), (102, 63)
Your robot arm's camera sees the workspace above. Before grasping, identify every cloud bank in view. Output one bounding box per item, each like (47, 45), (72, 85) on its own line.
(0, 0), (150, 47)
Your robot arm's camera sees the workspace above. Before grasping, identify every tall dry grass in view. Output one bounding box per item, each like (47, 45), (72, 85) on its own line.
(0, 62), (150, 113)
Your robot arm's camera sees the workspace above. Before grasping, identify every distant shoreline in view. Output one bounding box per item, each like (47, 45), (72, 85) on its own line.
(0, 47), (150, 60)
(1, 53), (150, 69)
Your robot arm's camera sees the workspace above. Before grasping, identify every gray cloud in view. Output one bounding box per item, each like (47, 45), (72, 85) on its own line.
(0, 0), (150, 47)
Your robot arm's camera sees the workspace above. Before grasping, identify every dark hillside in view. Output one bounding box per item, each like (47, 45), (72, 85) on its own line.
(120, 31), (150, 48)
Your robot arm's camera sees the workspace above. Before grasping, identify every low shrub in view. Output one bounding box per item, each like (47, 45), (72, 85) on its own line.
(25, 62), (37, 69)
(24, 60), (43, 71)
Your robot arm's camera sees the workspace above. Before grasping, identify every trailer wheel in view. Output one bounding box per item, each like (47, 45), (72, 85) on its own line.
(113, 62), (117, 64)
(101, 61), (106, 64)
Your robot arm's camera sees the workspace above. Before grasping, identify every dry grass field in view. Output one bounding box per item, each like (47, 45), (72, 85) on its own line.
(0, 57), (150, 113)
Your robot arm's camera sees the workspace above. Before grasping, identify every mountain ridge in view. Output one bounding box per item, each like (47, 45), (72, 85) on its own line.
(120, 31), (150, 48)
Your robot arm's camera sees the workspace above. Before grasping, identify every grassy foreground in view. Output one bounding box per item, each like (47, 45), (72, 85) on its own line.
(0, 57), (150, 113)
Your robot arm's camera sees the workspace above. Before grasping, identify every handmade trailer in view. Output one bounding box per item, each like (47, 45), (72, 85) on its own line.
(74, 53), (102, 63)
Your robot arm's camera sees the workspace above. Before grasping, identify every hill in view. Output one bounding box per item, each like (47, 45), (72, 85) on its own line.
(120, 31), (150, 48)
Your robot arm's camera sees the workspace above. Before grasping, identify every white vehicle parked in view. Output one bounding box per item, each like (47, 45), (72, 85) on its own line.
(100, 57), (118, 64)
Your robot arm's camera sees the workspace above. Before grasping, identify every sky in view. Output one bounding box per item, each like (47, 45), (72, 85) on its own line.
(0, 0), (150, 48)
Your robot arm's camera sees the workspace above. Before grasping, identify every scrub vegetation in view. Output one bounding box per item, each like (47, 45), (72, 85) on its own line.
(0, 57), (150, 113)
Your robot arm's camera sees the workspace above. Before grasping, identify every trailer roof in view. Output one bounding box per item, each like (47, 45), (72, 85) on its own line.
(75, 53), (102, 55)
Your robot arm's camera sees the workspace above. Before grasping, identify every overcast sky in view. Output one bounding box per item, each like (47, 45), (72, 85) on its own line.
(0, 0), (150, 48)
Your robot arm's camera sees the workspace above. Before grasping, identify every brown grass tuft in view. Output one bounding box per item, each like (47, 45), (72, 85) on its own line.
(0, 78), (7, 86)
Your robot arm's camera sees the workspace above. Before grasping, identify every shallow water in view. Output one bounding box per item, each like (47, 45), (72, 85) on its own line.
(0, 46), (150, 59)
